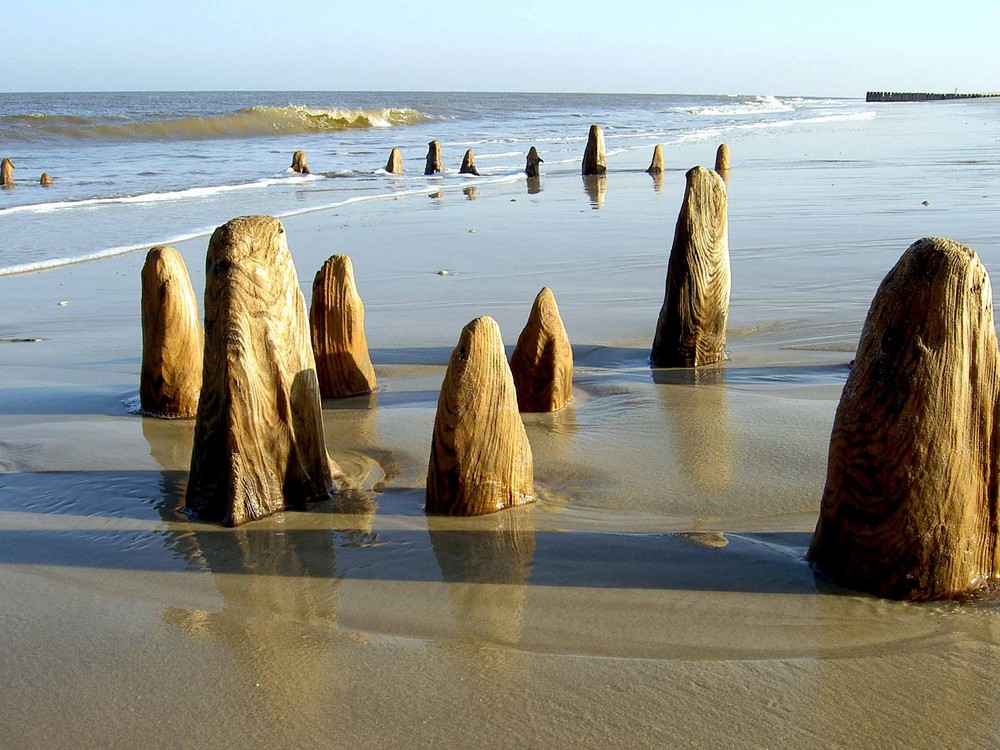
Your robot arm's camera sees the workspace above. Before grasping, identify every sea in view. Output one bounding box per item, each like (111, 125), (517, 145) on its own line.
(0, 91), (879, 276)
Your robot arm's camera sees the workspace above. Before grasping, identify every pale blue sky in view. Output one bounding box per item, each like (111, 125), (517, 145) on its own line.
(2, 0), (997, 96)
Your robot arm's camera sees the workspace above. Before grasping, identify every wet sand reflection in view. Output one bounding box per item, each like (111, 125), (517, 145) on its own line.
(582, 175), (606, 208)
(652, 367), (735, 502)
(428, 506), (536, 646)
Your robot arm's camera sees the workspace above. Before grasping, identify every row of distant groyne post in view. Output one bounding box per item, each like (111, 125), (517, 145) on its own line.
(0, 158), (52, 187)
(288, 124), (718, 181)
(142, 123), (999, 604)
(866, 90), (1000, 102)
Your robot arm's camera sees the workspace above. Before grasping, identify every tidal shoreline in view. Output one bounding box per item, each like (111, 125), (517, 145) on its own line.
(2, 98), (1000, 747)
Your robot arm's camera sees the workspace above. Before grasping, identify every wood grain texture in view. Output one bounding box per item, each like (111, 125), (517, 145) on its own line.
(525, 147), (543, 178)
(1, 158), (13, 186)
(385, 147), (404, 174)
(309, 254), (376, 398)
(582, 125), (607, 175)
(140, 245), (204, 417)
(808, 237), (1000, 600)
(714, 143), (730, 185)
(510, 287), (573, 412)
(646, 144), (665, 174)
(650, 166), (730, 367)
(459, 149), (480, 175)
(424, 140), (443, 175)
(186, 215), (338, 527)
(426, 316), (535, 516)
(290, 150), (310, 174)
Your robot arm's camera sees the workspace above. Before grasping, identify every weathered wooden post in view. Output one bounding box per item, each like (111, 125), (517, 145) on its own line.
(385, 147), (404, 174)
(459, 149), (480, 175)
(187, 215), (338, 526)
(809, 237), (1000, 600)
(290, 150), (310, 174)
(582, 125), (606, 175)
(424, 141), (443, 175)
(510, 287), (573, 412)
(426, 316), (534, 516)
(646, 144), (665, 174)
(525, 146), (543, 178)
(714, 143), (730, 185)
(650, 166), (730, 368)
(310, 254), (377, 398)
(140, 245), (204, 417)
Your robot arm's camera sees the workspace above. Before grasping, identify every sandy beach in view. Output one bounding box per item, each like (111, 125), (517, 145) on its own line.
(2, 97), (1000, 748)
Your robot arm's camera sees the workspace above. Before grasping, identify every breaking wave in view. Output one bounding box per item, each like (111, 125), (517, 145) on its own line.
(0, 106), (430, 142)
(682, 95), (795, 117)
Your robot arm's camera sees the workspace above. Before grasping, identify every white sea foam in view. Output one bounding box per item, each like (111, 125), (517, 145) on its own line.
(0, 174), (320, 217)
(0, 172), (526, 277)
(682, 95), (795, 117)
(0, 229), (213, 277)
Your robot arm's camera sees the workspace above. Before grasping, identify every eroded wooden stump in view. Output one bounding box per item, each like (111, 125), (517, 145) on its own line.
(426, 316), (534, 516)
(714, 143), (730, 185)
(385, 147), (404, 174)
(290, 150), (310, 174)
(646, 144), (665, 174)
(510, 287), (573, 412)
(309, 254), (376, 398)
(40, 172), (53, 187)
(1, 158), (13, 187)
(525, 147), (543, 178)
(650, 166), (730, 367)
(582, 125), (607, 175)
(187, 215), (338, 526)
(459, 149), (480, 175)
(424, 140), (443, 175)
(140, 245), (204, 417)
(808, 237), (1000, 601)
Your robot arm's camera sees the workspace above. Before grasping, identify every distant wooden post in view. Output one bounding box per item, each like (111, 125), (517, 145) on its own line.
(459, 149), (480, 175)
(385, 147), (404, 174)
(290, 150), (310, 174)
(424, 141), (443, 175)
(1, 158), (13, 187)
(39, 173), (53, 186)
(714, 143), (730, 186)
(809, 237), (1000, 600)
(426, 316), (534, 516)
(186, 215), (338, 526)
(650, 166), (730, 368)
(525, 147), (543, 178)
(646, 144), (665, 174)
(581, 125), (606, 175)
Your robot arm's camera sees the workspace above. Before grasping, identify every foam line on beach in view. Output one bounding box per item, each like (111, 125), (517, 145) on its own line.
(0, 172), (525, 277)
(0, 173), (322, 217)
(0, 229), (214, 277)
(681, 94), (794, 116)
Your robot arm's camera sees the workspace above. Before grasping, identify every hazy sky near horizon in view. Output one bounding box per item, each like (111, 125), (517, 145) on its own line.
(2, 0), (997, 96)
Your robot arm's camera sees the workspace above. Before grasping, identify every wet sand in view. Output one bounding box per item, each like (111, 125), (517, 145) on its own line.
(3, 106), (1000, 747)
